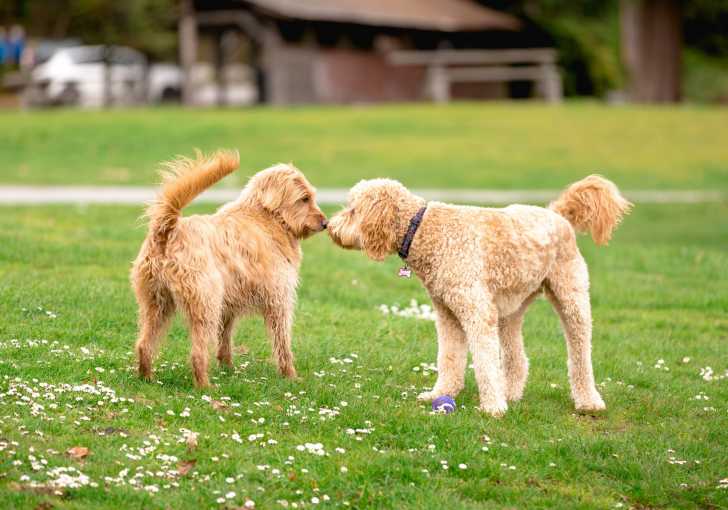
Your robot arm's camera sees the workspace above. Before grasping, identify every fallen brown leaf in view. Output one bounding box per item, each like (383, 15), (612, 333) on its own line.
(186, 433), (198, 451)
(66, 446), (89, 460)
(177, 459), (196, 476)
(211, 400), (228, 411)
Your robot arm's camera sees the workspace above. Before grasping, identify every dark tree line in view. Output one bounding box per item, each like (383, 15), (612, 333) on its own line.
(0, 0), (177, 60)
(3, 0), (728, 102)
(481, 0), (728, 102)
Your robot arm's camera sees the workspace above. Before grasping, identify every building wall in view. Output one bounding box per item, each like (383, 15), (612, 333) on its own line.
(316, 49), (426, 103)
(263, 43), (509, 104)
(264, 43), (427, 104)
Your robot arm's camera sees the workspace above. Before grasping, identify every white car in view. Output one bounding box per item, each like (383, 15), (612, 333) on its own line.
(28, 45), (257, 108)
(29, 45), (149, 107)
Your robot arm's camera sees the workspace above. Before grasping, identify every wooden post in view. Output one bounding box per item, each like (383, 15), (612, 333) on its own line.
(428, 64), (450, 103)
(620, 0), (682, 103)
(540, 63), (562, 103)
(179, 0), (198, 106)
(214, 31), (227, 107)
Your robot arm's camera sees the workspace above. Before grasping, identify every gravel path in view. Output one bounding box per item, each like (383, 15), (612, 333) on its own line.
(0, 186), (724, 205)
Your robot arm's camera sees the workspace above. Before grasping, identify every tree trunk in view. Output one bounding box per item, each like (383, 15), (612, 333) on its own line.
(620, 0), (682, 103)
(179, 0), (198, 106)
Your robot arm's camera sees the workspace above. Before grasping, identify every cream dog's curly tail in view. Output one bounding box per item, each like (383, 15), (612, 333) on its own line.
(146, 149), (240, 248)
(549, 175), (632, 245)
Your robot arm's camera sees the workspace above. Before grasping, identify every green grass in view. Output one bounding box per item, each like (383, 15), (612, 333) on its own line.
(1, 104), (727, 508)
(0, 201), (727, 509)
(1, 103), (728, 189)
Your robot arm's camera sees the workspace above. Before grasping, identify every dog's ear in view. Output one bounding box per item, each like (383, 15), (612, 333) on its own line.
(250, 167), (290, 211)
(359, 196), (397, 261)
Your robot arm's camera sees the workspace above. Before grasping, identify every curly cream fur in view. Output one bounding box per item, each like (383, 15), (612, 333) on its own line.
(549, 174), (632, 245)
(132, 151), (327, 387)
(328, 176), (631, 417)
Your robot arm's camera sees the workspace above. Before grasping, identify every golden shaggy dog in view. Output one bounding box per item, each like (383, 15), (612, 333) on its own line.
(328, 176), (631, 417)
(131, 150), (327, 387)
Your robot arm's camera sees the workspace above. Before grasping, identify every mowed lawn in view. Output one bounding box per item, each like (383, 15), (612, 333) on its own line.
(0, 104), (727, 509)
(1, 103), (727, 189)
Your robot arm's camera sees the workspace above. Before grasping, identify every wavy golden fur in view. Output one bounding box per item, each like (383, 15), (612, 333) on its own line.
(146, 149), (240, 250)
(328, 176), (631, 417)
(132, 151), (327, 387)
(549, 175), (633, 245)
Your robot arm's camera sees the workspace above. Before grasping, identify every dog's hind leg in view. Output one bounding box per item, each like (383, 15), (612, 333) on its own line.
(263, 300), (297, 379)
(545, 255), (606, 412)
(498, 292), (539, 402)
(217, 314), (238, 369)
(175, 277), (223, 388)
(133, 280), (175, 381)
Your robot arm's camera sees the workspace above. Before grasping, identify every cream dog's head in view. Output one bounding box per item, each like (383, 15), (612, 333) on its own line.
(246, 163), (327, 239)
(328, 178), (411, 261)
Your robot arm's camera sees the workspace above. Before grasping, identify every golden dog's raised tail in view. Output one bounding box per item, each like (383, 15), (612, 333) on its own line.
(146, 149), (240, 247)
(550, 175), (632, 246)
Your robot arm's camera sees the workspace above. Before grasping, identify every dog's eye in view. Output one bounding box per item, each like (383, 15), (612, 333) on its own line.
(300, 196), (310, 203)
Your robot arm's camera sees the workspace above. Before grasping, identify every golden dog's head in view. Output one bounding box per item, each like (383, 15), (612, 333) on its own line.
(328, 178), (409, 261)
(248, 163), (327, 239)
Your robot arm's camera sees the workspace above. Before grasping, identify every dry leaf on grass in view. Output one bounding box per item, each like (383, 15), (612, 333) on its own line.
(211, 400), (228, 411)
(177, 459), (197, 476)
(66, 446), (89, 460)
(186, 433), (198, 451)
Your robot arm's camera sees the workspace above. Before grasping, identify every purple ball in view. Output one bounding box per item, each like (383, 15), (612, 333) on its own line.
(432, 395), (456, 414)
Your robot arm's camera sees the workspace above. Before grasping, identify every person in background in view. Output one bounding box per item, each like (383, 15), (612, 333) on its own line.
(0, 27), (7, 66)
(8, 25), (25, 66)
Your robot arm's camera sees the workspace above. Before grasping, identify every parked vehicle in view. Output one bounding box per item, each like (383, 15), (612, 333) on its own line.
(26, 44), (257, 108)
(28, 45), (147, 107)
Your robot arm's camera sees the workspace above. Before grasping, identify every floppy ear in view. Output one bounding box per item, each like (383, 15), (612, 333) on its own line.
(250, 170), (287, 211)
(359, 197), (397, 261)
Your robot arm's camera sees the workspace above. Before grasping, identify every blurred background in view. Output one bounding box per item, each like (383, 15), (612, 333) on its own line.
(1, 0), (727, 110)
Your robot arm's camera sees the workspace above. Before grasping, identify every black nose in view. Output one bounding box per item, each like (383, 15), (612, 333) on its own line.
(321, 219), (328, 229)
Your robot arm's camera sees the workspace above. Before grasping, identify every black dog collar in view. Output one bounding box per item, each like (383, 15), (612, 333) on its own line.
(398, 206), (427, 260)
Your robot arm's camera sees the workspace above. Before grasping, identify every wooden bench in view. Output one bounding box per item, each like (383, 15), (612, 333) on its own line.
(388, 48), (562, 103)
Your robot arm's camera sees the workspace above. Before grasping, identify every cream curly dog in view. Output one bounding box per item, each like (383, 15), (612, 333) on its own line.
(131, 150), (327, 387)
(328, 176), (631, 417)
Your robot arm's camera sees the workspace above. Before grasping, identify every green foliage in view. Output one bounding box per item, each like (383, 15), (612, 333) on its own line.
(536, 15), (622, 96)
(683, 49), (728, 103)
(683, 0), (728, 56)
(9, 0), (178, 59)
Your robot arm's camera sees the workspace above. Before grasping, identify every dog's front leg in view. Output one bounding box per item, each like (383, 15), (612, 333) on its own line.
(450, 291), (507, 417)
(263, 301), (297, 379)
(417, 300), (467, 402)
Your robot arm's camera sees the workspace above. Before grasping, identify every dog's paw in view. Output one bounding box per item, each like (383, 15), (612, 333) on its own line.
(416, 390), (439, 402)
(280, 366), (298, 379)
(478, 400), (508, 418)
(217, 358), (234, 370)
(505, 386), (525, 402)
(574, 389), (606, 412)
(575, 397), (606, 413)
